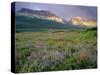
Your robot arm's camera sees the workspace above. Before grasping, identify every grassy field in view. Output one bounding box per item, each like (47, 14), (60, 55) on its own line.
(15, 29), (97, 73)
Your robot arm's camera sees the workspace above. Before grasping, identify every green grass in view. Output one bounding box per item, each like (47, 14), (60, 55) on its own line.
(15, 29), (97, 73)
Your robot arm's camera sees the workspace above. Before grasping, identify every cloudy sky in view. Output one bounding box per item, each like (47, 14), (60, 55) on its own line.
(14, 2), (97, 20)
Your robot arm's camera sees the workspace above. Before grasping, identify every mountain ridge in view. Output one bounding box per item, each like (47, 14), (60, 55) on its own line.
(68, 16), (97, 27)
(16, 8), (64, 23)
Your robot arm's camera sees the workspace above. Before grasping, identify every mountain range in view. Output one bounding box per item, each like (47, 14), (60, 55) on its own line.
(15, 8), (97, 31)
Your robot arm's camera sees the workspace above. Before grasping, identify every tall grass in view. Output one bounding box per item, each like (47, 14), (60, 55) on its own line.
(15, 29), (97, 73)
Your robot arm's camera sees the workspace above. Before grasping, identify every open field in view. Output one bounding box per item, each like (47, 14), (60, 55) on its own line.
(15, 29), (97, 73)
